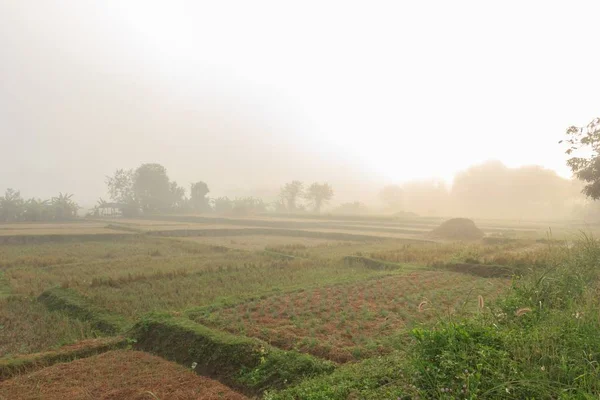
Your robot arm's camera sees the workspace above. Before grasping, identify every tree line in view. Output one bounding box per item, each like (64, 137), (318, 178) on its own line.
(96, 163), (335, 217)
(5, 116), (600, 222)
(377, 161), (583, 220)
(0, 189), (79, 222)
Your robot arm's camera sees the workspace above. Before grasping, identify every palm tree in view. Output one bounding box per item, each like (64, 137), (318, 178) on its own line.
(51, 193), (79, 220)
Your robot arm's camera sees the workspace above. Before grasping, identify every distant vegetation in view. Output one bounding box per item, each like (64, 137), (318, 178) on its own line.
(0, 189), (79, 222)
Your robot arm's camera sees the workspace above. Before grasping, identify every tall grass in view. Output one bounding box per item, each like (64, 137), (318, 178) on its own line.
(408, 234), (600, 399)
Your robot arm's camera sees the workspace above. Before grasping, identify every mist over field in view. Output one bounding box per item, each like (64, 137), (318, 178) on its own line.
(1, 1), (599, 220)
(6, 3), (600, 399)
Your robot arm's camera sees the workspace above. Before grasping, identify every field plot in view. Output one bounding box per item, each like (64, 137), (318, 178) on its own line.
(180, 234), (356, 251)
(0, 215), (569, 398)
(0, 222), (130, 236)
(0, 237), (280, 297)
(0, 350), (247, 400)
(0, 297), (99, 358)
(364, 240), (548, 266)
(194, 270), (510, 362)
(79, 256), (388, 319)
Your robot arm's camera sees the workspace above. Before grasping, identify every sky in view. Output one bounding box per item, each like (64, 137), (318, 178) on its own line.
(1, 1), (599, 206)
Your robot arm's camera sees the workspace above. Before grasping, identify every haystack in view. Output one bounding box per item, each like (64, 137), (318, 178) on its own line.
(429, 218), (484, 240)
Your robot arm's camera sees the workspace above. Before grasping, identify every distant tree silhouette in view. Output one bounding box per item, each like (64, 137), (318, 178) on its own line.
(305, 182), (334, 213)
(190, 181), (210, 212)
(279, 181), (304, 212)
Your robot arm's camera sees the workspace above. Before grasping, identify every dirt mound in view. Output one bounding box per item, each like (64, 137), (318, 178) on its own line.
(429, 218), (484, 240)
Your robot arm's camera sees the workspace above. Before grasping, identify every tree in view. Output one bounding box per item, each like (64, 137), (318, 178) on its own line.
(305, 182), (334, 213)
(0, 188), (24, 221)
(379, 185), (404, 211)
(23, 198), (50, 221)
(232, 197), (266, 216)
(190, 181), (210, 212)
(562, 117), (600, 199)
(169, 181), (187, 210)
(133, 163), (172, 213)
(51, 193), (79, 220)
(213, 196), (233, 213)
(279, 181), (304, 212)
(106, 169), (138, 216)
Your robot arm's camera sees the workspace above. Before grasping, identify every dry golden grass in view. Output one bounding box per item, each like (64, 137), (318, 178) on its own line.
(0, 350), (247, 400)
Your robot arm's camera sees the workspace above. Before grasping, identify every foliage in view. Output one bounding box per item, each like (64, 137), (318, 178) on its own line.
(51, 192), (79, 220)
(452, 160), (578, 218)
(304, 183), (334, 213)
(190, 181), (210, 212)
(212, 196), (268, 215)
(0, 189), (24, 221)
(563, 117), (600, 199)
(132, 163), (173, 213)
(213, 196), (234, 213)
(0, 189), (79, 222)
(265, 352), (410, 400)
(279, 181), (304, 212)
(105, 168), (138, 216)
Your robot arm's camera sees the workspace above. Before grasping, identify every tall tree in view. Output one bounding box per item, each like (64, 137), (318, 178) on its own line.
(279, 181), (304, 212)
(563, 117), (600, 199)
(190, 181), (210, 212)
(169, 181), (187, 210)
(106, 169), (135, 204)
(133, 163), (172, 213)
(305, 182), (334, 213)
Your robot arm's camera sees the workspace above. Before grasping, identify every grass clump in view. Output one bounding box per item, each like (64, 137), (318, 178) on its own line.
(406, 235), (600, 399)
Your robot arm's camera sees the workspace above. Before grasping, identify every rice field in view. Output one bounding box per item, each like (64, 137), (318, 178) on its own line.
(193, 270), (509, 362)
(0, 214), (572, 398)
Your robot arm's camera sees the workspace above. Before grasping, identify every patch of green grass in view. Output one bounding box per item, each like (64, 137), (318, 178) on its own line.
(38, 287), (127, 334)
(0, 296), (100, 358)
(131, 314), (334, 394)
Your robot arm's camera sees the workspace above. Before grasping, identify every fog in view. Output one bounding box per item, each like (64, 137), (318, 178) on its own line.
(1, 1), (599, 219)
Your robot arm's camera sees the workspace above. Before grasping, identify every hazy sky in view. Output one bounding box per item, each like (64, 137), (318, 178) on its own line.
(1, 1), (599, 205)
